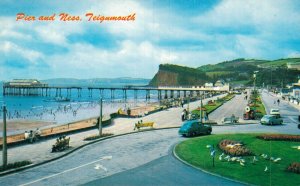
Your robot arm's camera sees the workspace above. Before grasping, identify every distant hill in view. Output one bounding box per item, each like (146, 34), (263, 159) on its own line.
(41, 77), (150, 87)
(149, 58), (300, 87)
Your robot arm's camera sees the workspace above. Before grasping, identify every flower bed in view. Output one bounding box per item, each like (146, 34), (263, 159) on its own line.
(257, 134), (300, 142)
(287, 162), (300, 174)
(218, 139), (253, 156)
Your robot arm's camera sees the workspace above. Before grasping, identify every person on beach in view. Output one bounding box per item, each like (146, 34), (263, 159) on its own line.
(29, 130), (35, 143)
(277, 99), (280, 105)
(24, 131), (30, 139)
(35, 128), (41, 138)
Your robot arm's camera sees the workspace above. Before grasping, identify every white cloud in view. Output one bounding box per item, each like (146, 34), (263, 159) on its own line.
(0, 17), (33, 40)
(34, 21), (85, 46)
(42, 40), (187, 78)
(194, 0), (300, 29)
(0, 41), (43, 63)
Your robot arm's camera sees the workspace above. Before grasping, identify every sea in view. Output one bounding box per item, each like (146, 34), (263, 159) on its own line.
(0, 81), (158, 126)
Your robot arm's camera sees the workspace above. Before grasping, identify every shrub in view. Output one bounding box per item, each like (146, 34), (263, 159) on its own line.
(257, 134), (300, 142)
(84, 133), (114, 141)
(287, 162), (300, 174)
(0, 160), (32, 172)
(218, 139), (253, 156)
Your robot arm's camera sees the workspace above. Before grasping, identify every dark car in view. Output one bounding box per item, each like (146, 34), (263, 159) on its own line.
(179, 120), (212, 137)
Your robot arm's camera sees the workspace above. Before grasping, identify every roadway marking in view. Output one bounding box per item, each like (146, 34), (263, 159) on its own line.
(287, 116), (298, 124)
(19, 156), (112, 186)
(94, 164), (108, 172)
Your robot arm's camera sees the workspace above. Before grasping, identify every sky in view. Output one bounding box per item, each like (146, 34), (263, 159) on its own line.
(0, 0), (300, 80)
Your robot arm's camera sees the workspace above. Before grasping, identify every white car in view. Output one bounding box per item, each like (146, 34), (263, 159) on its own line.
(270, 109), (280, 116)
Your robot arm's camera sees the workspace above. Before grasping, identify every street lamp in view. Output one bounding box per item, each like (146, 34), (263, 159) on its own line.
(253, 71), (259, 91)
(99, 98), (103, 136)
(2, 104), (7, 169)
(200, 92), (203, 124)
(253, 71), (259, 114)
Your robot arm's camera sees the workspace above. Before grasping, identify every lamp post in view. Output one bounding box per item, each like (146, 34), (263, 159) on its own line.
(2, 104), (7, 169)
(253, 71), (259, 114)
(253, 71), (259, 91)
(99, 98), (103, 136)
(200, 92), (203, 124)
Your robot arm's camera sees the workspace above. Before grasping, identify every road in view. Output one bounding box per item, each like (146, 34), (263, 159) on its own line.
(85, 151), (242, 186)
(209, 94), (253, 124)
(261, 90), (300, 125)
(0, 91), (299, 185)
(0, 129), (243, 186)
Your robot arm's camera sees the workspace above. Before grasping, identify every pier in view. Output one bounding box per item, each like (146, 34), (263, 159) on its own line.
(3, 83), (230, 100)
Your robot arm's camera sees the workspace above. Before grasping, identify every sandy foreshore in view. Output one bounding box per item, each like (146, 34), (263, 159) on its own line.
(0, 94), (225, 145)
(0, 100), (161, 143)
(0, 94), (226, 164)
(0, 100), (159, 136)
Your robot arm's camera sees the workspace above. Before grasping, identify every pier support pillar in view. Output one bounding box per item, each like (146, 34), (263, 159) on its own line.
(146, 90), (150, 100)
(111, 89), (115, 100)
(170, 90), (174, 98)
(164, 90), (168, 99)
(158, 90), (161, 100)
(177, 90), (180, 98)
(134, 90), (138, 99)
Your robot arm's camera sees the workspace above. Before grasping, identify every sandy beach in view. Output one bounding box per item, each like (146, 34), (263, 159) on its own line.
(0, 99), (158, 136)
(0, 94), (226, 164)
(0, 94), (226, 146)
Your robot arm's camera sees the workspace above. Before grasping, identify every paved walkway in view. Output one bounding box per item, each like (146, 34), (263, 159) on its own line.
(0, 94), (226, 165)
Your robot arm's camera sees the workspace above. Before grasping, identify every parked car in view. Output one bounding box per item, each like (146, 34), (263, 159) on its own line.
(260, 115), (283, 125)
(222, 115), (239, 124)
(270, 108), (280, 116)
(179, 120), (212, 137)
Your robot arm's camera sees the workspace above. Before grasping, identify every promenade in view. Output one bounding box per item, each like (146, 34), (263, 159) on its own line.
(0, 94), (226, 165)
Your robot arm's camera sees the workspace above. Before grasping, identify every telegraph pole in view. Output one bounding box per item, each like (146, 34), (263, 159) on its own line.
(99, 98), (103, 136)
(2, 105), (7, 169)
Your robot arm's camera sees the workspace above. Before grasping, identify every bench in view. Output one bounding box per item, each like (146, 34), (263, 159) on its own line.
(134, 122), (155, 130)
(52, 136), (70, 152)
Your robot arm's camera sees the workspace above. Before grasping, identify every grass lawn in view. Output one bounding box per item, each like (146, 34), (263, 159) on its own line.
(175, 134), (300, 186)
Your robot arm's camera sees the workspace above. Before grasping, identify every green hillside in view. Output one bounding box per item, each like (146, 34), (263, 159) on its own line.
(149, 58), (300, 87)
(149, 64), (209, 86)
(258, 58), (300, 68)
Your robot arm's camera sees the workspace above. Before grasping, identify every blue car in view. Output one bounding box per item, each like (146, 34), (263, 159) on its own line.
(179, 120), (212, 137)
(260, 115), (283, 125)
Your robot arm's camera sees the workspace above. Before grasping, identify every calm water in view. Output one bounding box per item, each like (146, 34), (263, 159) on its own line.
(0, 83), (158, 124)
